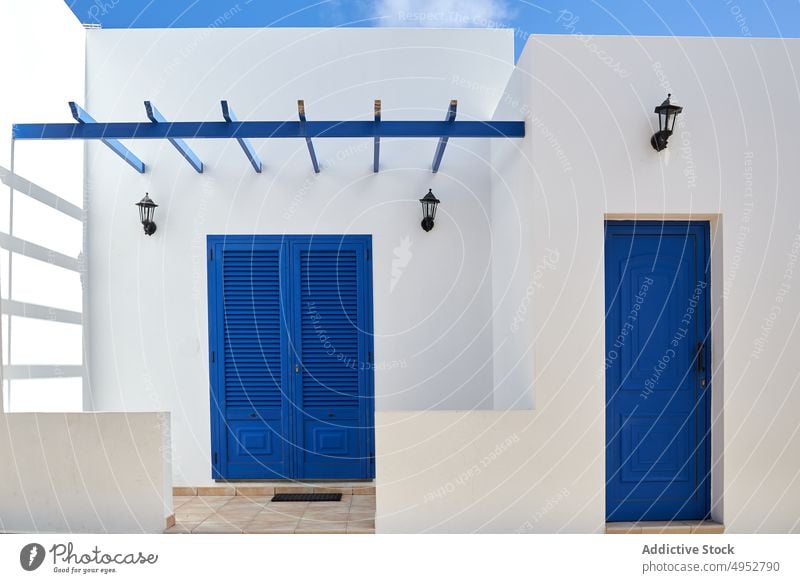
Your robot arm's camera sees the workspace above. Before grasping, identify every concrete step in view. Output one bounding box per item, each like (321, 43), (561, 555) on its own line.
(606, 520), (724, 534)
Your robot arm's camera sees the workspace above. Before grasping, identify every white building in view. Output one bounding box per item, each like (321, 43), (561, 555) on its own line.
(2, 0), (799, 534)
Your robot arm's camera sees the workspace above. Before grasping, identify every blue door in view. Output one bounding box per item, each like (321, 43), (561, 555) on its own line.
(605, 221), (710, 521)
(208, 235), (374, 480)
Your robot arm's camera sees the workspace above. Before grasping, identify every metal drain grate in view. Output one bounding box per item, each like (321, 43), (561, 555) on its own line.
(271, 493), (342, 502)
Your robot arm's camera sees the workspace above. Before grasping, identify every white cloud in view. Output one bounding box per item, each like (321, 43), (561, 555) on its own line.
(371, 0), (514, 28)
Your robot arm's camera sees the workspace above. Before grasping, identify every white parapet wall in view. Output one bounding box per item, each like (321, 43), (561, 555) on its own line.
(0, 412), (172, 533)
(376, 411), (604, 534)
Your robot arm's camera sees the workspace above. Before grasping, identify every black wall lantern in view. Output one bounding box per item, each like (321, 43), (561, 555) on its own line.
(651, 93), (683, 151)
(135, 193), (158, 236)
(419, 189), (440, 232)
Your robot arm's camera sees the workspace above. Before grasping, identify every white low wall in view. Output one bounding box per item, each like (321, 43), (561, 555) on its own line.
(0, 412), (172, 533)
(376, 411), (603, 533)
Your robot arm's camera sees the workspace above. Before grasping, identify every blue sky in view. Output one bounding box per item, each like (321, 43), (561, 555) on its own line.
(66, 0), (800, 61)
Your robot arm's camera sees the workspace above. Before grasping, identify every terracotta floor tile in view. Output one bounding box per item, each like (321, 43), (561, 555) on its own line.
(172, 492), (375, 534)
(260, 504), (308, 517)
(303, 505), (351, 515)
(347, 526), (375, 534)
(606, 522), (642, 534)
(640, 523), (691, 534)
(172, 487), (197, 497)
(352, 486), (376, 495)
(295, 521), (348, 534)
(244, 524), (298, 534)
(220, 496), (270, 506)
(248, 514), (301, 525)
(236, 487), (275, 497)
(181, 497), (233, 509)
(166, 522), (203, 534)
(197, 486), (237, 497)
(266, 501), (309, 510)
(300, 516), (350, 525)
(245, 517), (300, 531)
(177, 508), (219, 518)
(349, 507), (375, 515)
(191, 524), (244, 534)
(275, 486), (315, 494)
(690, 521), (725, 534)
(216, 512), (262, 522)
(347, 520), (375, 530)
(313, 486), (353, 495)
(304, 505), (350, 512)
(164, 522), (197, 534)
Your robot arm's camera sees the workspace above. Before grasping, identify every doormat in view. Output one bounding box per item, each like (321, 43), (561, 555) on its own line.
(272, 493), (342, 502)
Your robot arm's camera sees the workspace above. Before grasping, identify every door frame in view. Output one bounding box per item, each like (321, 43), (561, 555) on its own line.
(604, 220), (712, 521)
(206, 234), (375, 481)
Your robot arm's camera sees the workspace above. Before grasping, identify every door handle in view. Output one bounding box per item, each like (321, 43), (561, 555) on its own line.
(295, 363), (300, 374)
(696, 341), (707, 388)
(695, 342), (706, 373)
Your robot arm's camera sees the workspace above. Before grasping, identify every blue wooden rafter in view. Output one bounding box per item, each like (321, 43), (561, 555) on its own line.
(14, 100), (526, 174)
(14, 119), (523, 140)
(221, 101), (262, 173)
(432, 100), (457, 173)
(144, 101), (203, 173)
(373, 100), (381, 173)
(68, 102), (145, 173)
(297, 100), (320, 173)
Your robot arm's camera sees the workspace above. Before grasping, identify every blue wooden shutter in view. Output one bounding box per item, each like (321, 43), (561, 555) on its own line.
(291, 241), (371, 479)
(216, 243), (289, 478)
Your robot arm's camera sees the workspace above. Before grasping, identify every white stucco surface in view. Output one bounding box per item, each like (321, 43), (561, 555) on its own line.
(377, 35), (800, 533)
(84, 28), (515, 485)
(0, 412), (172, 533)
(80, 28), (800, 531)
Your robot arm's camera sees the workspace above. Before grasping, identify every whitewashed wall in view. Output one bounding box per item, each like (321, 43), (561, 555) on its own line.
(0, 412), (171, 533)
(84, 28), (515, 485)
(377, 35), (800, 533)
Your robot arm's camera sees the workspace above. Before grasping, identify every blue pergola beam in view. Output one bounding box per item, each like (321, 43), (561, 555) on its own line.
(374, 100), (381, 173)
(432, 100), (457, 173)
(144, 101), (203, 173)
(298, 100), (320, 173)
(13, 120), (524, 140)
(68, 102), (145, 173)
(221, 101), (262, 173)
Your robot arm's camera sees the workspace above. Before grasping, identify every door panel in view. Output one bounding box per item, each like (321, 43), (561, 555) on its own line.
(605, 221), (710, 521)
(212, 242), (290, 479)
(208, 235), (374, 480)
(291, 242), (372, 479)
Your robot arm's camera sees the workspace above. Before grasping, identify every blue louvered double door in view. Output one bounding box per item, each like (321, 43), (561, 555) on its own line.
(208, 235), (374, 480)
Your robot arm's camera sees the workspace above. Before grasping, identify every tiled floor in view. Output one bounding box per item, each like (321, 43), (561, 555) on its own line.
(167, 494), (375, 534)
